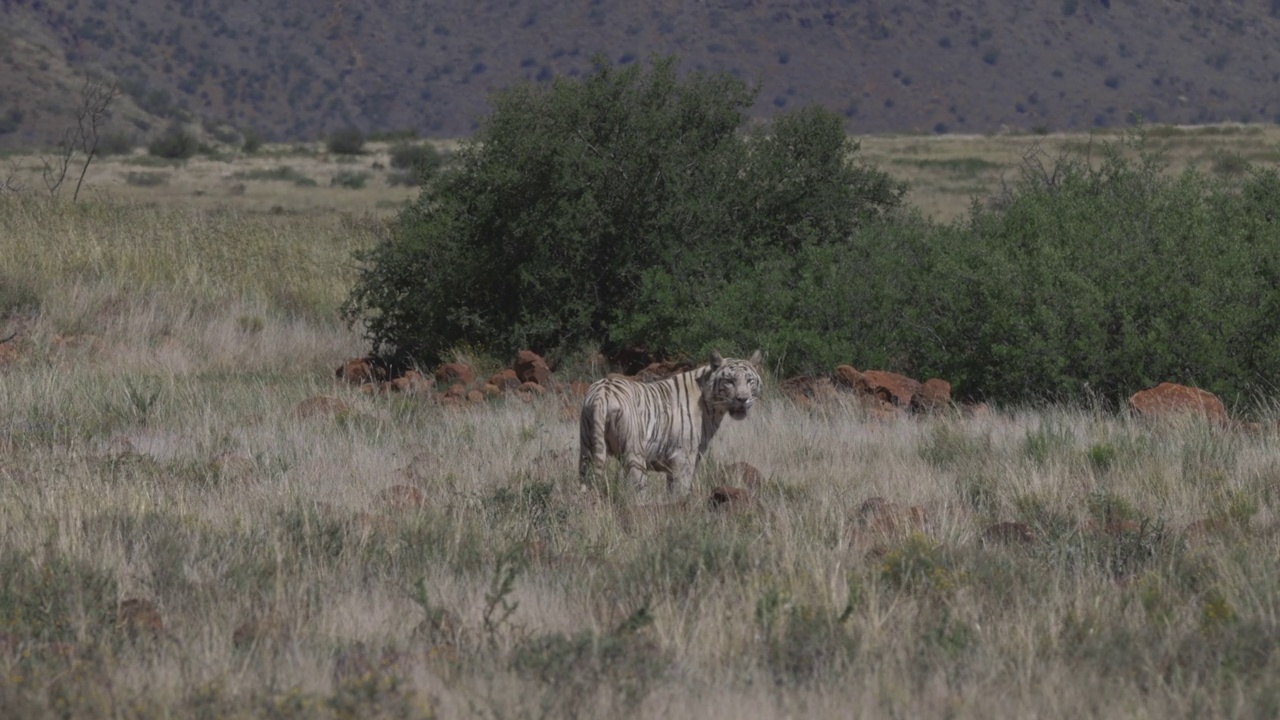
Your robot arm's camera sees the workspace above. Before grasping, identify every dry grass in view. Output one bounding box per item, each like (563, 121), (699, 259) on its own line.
(5, 123), (1280, 222)
(3, 142), (1280, 717)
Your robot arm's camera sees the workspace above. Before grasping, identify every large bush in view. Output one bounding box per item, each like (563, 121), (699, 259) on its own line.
(344, 56), (903, 367)
(903, 133), (1280, 403)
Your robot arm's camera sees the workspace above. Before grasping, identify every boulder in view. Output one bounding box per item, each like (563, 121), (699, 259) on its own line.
(856, 370), (922, 409)
(981, 521), (1037, 546)
(488, 369), (521, 391)
(636, 360), (694, 382)
(853, 497), (930, 537)
(387, 369), (433, 394)
(780, 375), (838, 407)
(1128, 382), (1229, 425)
(722, 461), (765, 490)
(435, 362), (475, 387)
(913, 378), (953, 412)
(709, 486), (752, 510)
(833, 365), (862, 389)
(514, 350), (553, 386)
(336, 356), (386, 385)
(117, 598), (165, 641)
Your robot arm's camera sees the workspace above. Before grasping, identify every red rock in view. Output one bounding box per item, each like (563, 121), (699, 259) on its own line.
(445, 383), (467, 399)
(723, 461), (764, 490)
(517, 381), (546, 395)
(780, 375), (838, 406)
(833, 365), (862, 389)
(853, 497), (929, 536)
(387, 369), (432, 394)
(466, 389), (485, 404)
(336, 356), (385, 385)
(295, 396), (350, 418)
(1183, 516), (1229, 539)
(913, 378), (953, 412)
(855, 370), (922, 409)
(1129, 383), (1229, 425)
(610, 346), (655, 376)
(118, 598), (165, 640)
(567, 380), (591, 399)
(866, 398), (906, 422)
(379, 484), (426, 510)
(435, 362), (475, 387)
(514, 350), (553, 386)
(981, 521), (1037, 545)
(709, 486), (751, 510)
(636, 360), (694, 382)
(488, 369), (521, 391)
(481, 383), (502, 397)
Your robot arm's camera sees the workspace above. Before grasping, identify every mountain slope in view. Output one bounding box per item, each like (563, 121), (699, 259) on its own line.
(2, 0), (1279, 149)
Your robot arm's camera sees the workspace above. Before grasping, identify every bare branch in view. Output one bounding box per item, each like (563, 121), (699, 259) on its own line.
(39, 78), (119, 200)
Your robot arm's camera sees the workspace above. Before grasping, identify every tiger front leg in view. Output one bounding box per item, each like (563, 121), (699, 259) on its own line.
(665, 455), (696, 497)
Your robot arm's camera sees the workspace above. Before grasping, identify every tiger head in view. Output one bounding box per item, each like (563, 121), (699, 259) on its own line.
(704, 349), (763, 420)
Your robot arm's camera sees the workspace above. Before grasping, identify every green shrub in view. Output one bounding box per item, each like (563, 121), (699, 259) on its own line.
(344, 55), (903, 367)
(147, 123), (199, 159)
(388, 142), (441, 171)
(331, 170), (369, 189)
(233, 165), (309, 183)
(241, 127), (264, 153)
(901, 131), (1280, 402)
(124, 171), (168, 187)
(326, 126), (366, 155)
(97, 131), (135, 156)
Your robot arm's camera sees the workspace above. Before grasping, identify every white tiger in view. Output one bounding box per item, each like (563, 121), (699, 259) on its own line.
(578, 350), (763, 496)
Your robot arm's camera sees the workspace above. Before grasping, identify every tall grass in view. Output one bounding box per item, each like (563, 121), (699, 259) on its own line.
(1, 199), (1279, 718)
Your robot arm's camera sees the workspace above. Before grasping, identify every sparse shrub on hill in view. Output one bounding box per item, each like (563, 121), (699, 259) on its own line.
(331, 170), (369, 189)
(326, 126), (366, 155)
(241, 127), (263, 154)
(97, 131), (135, 156)
(344, 55), (903, 368)
(147, 123), (198, 159)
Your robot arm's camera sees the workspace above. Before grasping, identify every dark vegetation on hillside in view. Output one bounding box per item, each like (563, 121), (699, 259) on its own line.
(344, 57), (1280, 406)
(3, 0), (1280, 148)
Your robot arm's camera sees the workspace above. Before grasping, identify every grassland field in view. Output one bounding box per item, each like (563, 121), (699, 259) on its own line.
(1, 125), (1280, 718)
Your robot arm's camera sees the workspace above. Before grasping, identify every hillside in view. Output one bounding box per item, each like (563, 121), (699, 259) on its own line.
(2, 0), (1280, 149)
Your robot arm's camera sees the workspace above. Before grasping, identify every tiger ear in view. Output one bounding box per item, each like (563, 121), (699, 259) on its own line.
(749, 349), (762, 367)
(709, 350), (724, 368)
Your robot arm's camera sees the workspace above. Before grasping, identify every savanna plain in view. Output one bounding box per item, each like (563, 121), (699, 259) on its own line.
(3, 127), (1280, 718)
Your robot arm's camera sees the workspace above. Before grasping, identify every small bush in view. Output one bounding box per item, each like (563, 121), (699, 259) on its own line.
(512, 604), (667, 714)
(124, 171), (169, 187)
(331, 171), (370, 189)
(233, 165), (310, 183)
(97, 131), (135, 156)
(241, 127), (264, 153)
(147, 124), (199, 159)
(388, 141), (443, 176)
(879, 534), (962, 596)
(0, 271), (41, 316)
(326, 126), (366, 155)
(386, 170), (419, 187)
(368, 128), (418, 142)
